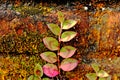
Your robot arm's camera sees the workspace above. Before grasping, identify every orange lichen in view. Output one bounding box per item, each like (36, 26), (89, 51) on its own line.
(37, 21), (47, 34)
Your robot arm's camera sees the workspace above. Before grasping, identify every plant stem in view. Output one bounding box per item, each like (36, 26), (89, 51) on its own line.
(57, 23), (62, 79)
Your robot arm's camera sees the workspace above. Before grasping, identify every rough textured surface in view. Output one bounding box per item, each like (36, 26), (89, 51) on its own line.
(0, 1), (120, 79)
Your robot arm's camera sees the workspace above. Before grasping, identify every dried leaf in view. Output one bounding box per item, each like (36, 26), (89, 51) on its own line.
(59, 46), (76, 58)
(40, 52), (57, 63)
(43, 37), (59, 51)
(43, 63), (59, 77)
(60, 58), (78, 71)
(60, 31), (77, 42)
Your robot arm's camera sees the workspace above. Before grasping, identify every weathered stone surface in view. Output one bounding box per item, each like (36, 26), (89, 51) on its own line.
(90, 11), (120, 52)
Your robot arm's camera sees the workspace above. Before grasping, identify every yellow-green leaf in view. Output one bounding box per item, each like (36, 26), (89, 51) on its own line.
(28, 75), (34, 80)
(91, 63), (100, 73)
(57, 11), (64, 25)
(86, 73), (97, 80)
(97, 70), (109, 78)
(34, 63), (43, 78)
(60, 31), (77, 42)
(42, 78), (50, 80)
(99, 77), (106, 80)
(43, 37), (59, 51)
(62, 20), (77, 30)
(40, 52), (57, 63)
(47, 23), (60, 35)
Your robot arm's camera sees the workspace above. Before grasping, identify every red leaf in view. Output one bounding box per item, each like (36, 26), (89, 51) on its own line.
(60, 58), (78, 71)
(59, 46), (76, 58)
(43, 64), (59, 77)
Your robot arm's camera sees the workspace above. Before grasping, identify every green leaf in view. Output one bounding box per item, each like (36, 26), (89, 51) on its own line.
(28, 75), (34, 80)
(42, 78), (50, 80)
(91, 63), (100, 73)
(34, 63), (43, 78)
(28, 75), (40, 80)
(106, 76), (111, 80)
(97, 70), (109, 78)
(57, 11), (64, 25)
(59, 46), (76, 58)
(40, 52), (57, 63)
(47, 23), (60, 35)
(43, 37), (59, 51)
(33, 76), (40, 80)
(99, 77), (106, 80)
(60, 31), (77, 42)
(43, 63), (59, 77)
(62, 20), (77, 30)
(60, 58), (78, 71)
(86, 73), (97, 80)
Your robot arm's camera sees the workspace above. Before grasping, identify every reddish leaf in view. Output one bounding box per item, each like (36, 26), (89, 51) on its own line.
(60, 31), (77, 42)
(43, 64), (59, 77)
(43, 37), (59, 51)
(60, 58), (78, 71)
(40, 52), (57, 63)
(59, 46), (76, 58)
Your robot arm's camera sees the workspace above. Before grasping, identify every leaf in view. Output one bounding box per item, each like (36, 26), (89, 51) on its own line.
(60, 58), (78, 71)
(99, 77), (106, 80)
(42, 78), (50, 80)
(106, 76), (112, 80)
(59, 46), (76, 58)
(97, 70), (109, 78)
(47, 23), (60, 35)
(33, 76), (40, 80)
(62, 20), (77, 30)
(34, 63), (43, 78)
(43, 63), (59, 77)
(28, 75), (34, 80)
(85, 73), (97, 80)
(43, 37), (59, 51)
(60, 31), (77, 42)
(91, 63), (100, 73)
(28, 75), (40, 80)
(57, 11), (64, 25)
(40, 52), (57, 63)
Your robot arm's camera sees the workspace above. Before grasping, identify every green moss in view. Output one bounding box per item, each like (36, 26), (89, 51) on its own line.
(0, 54), (45, 79)
(13, 4), (52, 16)
(0, 31), (47, 54)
